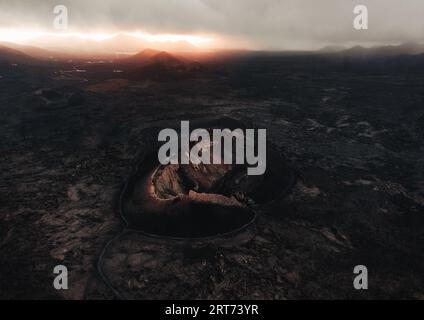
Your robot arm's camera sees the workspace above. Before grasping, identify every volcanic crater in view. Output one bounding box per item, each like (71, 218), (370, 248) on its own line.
(121, 119), (296, 238)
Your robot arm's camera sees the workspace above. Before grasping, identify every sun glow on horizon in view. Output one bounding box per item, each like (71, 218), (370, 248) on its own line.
(128, 31), (213, 46)
(0, 29), (45, 43)
(0, 28), (215, 48)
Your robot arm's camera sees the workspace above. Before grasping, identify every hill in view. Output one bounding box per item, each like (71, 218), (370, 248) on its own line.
(0, 45), (38, 64)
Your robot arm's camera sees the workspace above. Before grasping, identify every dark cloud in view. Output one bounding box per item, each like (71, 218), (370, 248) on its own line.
(0, 0), (423, 49)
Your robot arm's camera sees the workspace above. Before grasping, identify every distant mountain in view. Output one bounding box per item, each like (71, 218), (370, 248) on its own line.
(148, 51), (185, 67)
(126, 49), (162, 63)
(0, 42), (64, 60)
(126, 49), (185, 68)
(125, 49), (204, 81)
(0, 45), (37, 64)
(312, 42), (424, 71)
(339, 42), (424, 58)
(371, 42), (424, 56)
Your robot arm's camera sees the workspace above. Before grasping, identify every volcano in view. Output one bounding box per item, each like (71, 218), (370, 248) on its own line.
(121, 120), (296, 238)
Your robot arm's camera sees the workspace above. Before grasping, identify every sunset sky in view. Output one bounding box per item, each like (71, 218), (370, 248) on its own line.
(0, 0), (423, 51)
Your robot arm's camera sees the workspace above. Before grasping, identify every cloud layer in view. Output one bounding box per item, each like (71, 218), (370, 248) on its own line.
(0, 0), (423, 49)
